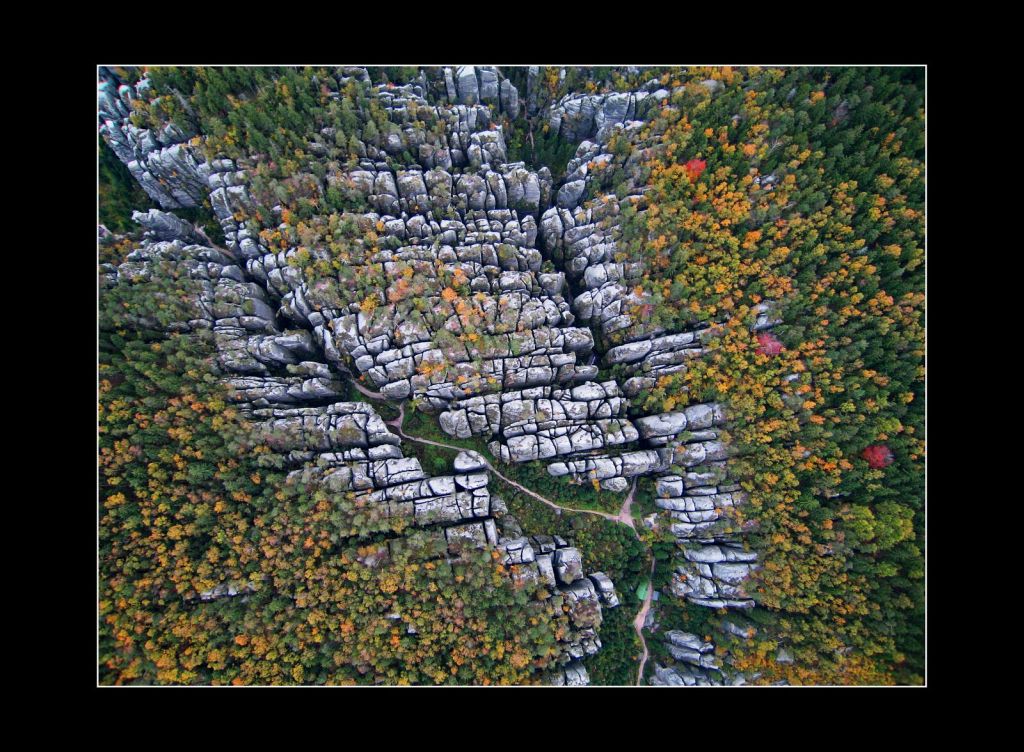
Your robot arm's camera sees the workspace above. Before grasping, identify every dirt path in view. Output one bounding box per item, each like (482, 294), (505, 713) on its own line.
(633, 558), (656, 685)
(617, 478), (637, 531)
(349, 378), (385, 400)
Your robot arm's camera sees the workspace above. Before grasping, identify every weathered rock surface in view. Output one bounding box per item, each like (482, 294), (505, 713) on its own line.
(588, 572), (620, 608)
(545, 89), (667, 144)
(100, 68), (655, 491)
(533, 85), (780, 625)
(100, 67), (782, 684)
(100, 185), (613, 684)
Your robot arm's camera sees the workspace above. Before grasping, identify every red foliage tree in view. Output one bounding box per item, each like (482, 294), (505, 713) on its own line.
(683, 158), (707, 182)
(861, 444), (894, 469)
(755, 332), (784, 356)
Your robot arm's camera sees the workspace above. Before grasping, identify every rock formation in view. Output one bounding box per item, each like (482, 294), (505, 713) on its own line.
(99, 65), (773, 685)
(101, 220), (618, 678)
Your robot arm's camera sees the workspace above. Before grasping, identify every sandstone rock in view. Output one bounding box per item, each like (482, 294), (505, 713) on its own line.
(589, 572), (620, 608)
(650, 665), (685, 686)
(132, 209), (205, 243)
(553, 547), (583, 585)
(499, 79), (520, 118)
(478, 67), (499, 103)
(456, 66), (479, 105)
(635, 411), (688, 440)
(562, 661), (590, 686)
(453, 450), (487, 473)
(601, 476), (629, 493)
(605, 339), (652, 364)
(557, 180), (587, 209)
(102, 70), (740, 679)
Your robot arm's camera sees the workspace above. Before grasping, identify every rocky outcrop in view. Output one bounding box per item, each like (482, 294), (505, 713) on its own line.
(435, 379), (636, 462)
(648, 662), (742, 687)
(546, 87), (668, 144)
(649, 430), (757, 610)
(547, 660), (590, 686)
(131, 208), (206, 243)
(100, 70), (663, 492)
(664, 630), (720, 671)
(98, 71), (206, 209)
(588, 571), (620, 608)
(100, 67), (775, 683)
(647, 617), (759, 686)
(103, 227), (614, 681)
(532, 78), (771, 655)
(434, 66), (519, 119)
(197, 581), (257, 603)
(549, 448), (669, 486)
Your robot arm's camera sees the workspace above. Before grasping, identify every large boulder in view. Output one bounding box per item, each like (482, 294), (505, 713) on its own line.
(635, 412), (688, 440)
(557, 179), (586, 209)
(456, 66), (479, 104)
(553, 547), (583, 585)
(454, 450), (487, 473)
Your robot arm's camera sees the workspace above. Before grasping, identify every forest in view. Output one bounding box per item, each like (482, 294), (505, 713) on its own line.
(99, 64), (924, 686)
(99, 270), (580, 684)
(594, 66), (924, 683)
